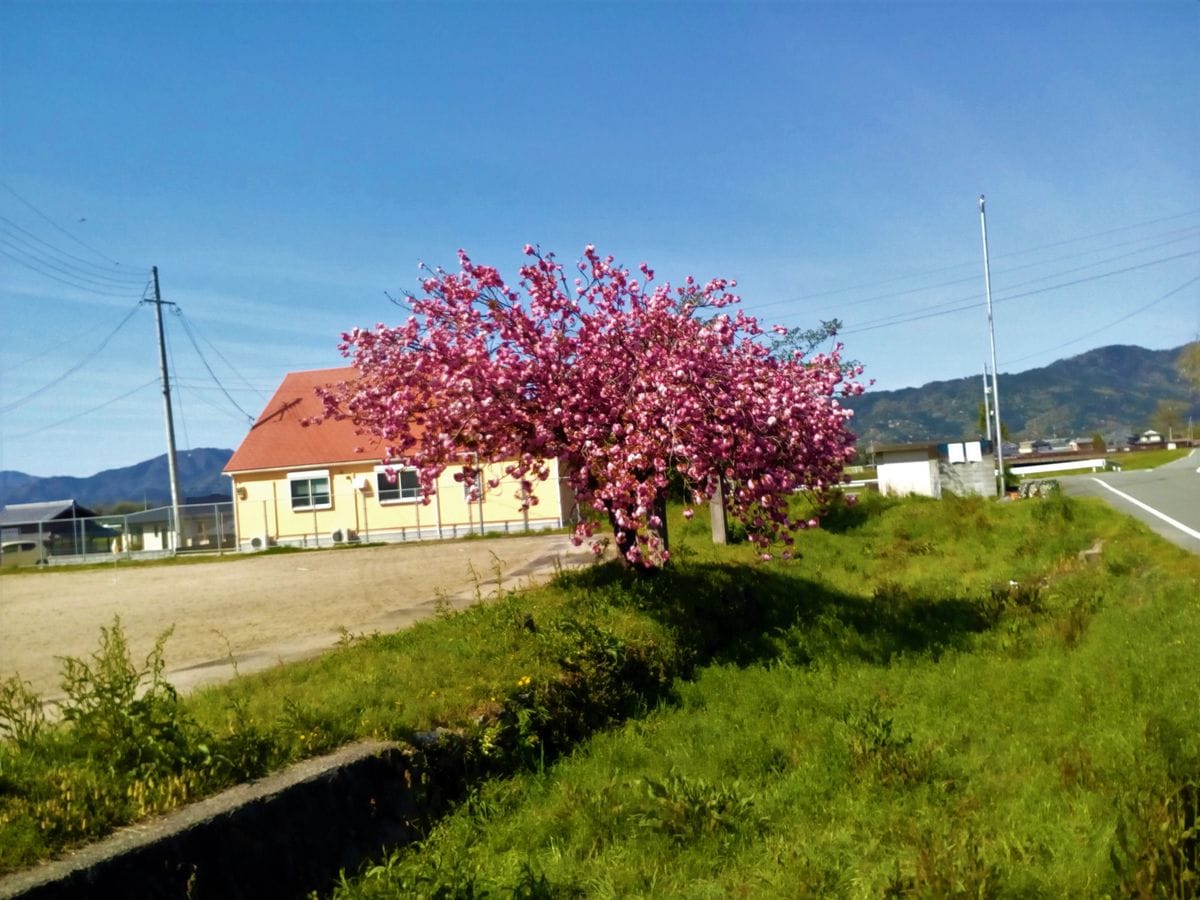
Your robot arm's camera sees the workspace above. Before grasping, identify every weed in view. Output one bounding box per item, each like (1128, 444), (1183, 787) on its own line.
(0, 675), (46, 748)
(57, 617), (202, 776)
(843, 698), (932, 786)
(884, 823), (1001, 898)
(1054, 596), (1099, 648)
(279, 698), (342, 757)
(636, 769), (759, 845)
(1111, 779), (1199, 897)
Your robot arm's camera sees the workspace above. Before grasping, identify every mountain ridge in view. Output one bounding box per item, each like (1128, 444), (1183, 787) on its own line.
(0, 448), (233, 509)
(847, 343), (1197, 446)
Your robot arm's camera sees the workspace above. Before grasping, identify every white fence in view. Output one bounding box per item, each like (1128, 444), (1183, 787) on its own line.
(1008, 457), (1108, 476)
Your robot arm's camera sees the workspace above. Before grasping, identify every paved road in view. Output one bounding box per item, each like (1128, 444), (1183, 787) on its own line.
(1058, 449), (1200, 554)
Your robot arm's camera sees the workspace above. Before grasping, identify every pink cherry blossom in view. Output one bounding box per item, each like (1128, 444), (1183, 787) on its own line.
(318, 245), (861, 571)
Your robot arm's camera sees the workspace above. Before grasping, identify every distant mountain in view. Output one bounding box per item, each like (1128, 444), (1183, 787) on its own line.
(847, 344), (1198, 446)
(0, 448), (233, 509)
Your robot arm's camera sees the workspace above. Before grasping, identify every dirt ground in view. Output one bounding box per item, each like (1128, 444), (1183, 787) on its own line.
(0, 533), (594, 701)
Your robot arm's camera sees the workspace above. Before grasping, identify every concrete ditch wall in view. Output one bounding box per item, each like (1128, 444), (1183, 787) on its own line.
(0, 740), (434, 900)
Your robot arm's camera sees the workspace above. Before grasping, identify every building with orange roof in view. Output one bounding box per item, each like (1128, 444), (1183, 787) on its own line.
(223, 367), (574, 549)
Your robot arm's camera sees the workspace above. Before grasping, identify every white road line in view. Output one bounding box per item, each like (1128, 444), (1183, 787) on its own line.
(1089, 478), (1200, 541)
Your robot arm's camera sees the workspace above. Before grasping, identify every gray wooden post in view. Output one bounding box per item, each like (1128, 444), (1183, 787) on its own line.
(710, 478), (728, 545)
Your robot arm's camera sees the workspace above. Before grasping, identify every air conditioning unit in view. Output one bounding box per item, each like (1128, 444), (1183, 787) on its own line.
(331, 527), (358, 544)
(249, 534), (272, 551)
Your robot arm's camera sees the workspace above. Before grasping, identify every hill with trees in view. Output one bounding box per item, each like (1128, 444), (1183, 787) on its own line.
(0, 447), (232, 509)
(847, 343), (1198, 446)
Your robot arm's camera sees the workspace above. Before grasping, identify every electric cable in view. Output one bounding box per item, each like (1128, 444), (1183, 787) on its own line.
(0, 246), (147, 299)
(752, 223), (1200, 316)
(0, 283), (149, 373)
(176, 311), (256, 422)
(761, 207), (1200, 307)
(164, 309), (192, 453)
(847, 241), (1200, 331)
(186, 319), (269, 402)
(5, 378), (161, 440)
(175, 382), (259, 424)
(0, 216), (147, 285)
(0, 180), (131, 268)
(0, 303), (143, 413)
(842, 249), (1200, 335)
(1000, 273), (1200, 366)
(0, 233), (148, 291)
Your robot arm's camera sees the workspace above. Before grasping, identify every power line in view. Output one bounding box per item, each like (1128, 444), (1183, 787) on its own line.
(0, 303), (143, 413)
(6, 378), (160, 439)
(842, 249), (1200, 335)
(1001, 273), (1200, 366)
(846, 238), (1200, 332)
(176, 381), (260, 424)
(0, 233), (147, 291)
(186, 320), (269, 403)
(173, 379), (276, 394)
(0, 279), (152, 374)
(0, 216), (146, 285)
(0, 246), (148, 299)
(163, 306), (191, 453)
(756, 207), (1200, 310)
(0, 180), (131, 268)
(755, 224), (1200, 316)
(175, 310), (256, 422)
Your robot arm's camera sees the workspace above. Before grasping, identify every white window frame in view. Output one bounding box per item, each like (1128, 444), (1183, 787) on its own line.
(375, 465), (421, 504)
(288, 469), (332, 511)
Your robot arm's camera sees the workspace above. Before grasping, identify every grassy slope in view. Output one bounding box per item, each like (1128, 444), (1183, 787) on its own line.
(332, 495), (1200, 898)
(3, 493), (1197, 895)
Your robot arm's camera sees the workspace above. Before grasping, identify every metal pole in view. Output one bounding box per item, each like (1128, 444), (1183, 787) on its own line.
(982, 365), (992, 442)
(147, 266), (184, 551)
(979, 196), (1005, 493)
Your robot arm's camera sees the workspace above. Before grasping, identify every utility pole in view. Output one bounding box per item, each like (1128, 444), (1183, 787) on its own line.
(979, 196), (1005, 495)
(982, 364), (992, 442)
(145, 266), (184, 552)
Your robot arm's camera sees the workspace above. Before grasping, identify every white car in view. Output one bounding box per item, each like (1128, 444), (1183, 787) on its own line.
(0, 540), (48, 568)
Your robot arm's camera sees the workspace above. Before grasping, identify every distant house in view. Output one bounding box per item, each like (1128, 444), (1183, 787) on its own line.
(1068, 437), (1095, 453)
(223, 367), (576, 550)
(0, 499), (111, 556)
(1138, 430), (1163, 445)
(874, 441), (997, 499)
(121, 497), (235, 553)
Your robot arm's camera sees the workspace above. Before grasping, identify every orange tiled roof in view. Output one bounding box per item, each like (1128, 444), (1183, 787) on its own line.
(223, 367), (387, 474)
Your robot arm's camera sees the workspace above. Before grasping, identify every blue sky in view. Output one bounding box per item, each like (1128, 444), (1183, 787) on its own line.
(1, 1), (1197, 479)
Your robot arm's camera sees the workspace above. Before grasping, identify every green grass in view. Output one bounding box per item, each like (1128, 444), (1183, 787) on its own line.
(328, 494), (1200, 898)
(1010, 446), (1192, 480)
(3, 492), (1198, 896)
(1105, 447), (1192, 471)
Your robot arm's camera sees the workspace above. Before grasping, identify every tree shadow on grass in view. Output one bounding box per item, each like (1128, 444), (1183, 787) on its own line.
(554, 560), (997, 672)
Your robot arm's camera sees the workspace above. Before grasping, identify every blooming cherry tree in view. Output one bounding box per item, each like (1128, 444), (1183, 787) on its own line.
(319, 246), (863, 571)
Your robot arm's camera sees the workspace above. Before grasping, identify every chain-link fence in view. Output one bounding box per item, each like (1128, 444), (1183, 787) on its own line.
(4, 502), (235, 566)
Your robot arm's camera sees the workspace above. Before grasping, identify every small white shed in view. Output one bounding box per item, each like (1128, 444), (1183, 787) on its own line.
(875, 441), (996, 499)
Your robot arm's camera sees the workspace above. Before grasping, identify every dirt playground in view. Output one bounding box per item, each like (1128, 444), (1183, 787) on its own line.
(0, 533), (593, 701)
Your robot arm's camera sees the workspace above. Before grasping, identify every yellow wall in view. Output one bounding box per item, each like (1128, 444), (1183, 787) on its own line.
(229, 458), (569, 547)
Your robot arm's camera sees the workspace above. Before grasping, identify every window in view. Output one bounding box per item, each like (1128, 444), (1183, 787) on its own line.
(375, 466), (420, 503)
(288, 470), (332, 510)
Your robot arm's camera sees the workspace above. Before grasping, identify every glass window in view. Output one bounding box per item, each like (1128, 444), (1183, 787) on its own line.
(288, 471), (332, 510)
(376, 466), (420, 503)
